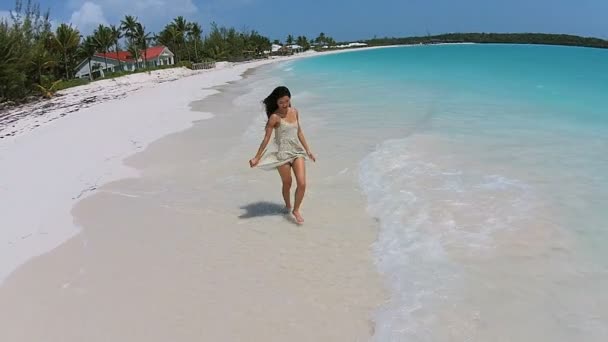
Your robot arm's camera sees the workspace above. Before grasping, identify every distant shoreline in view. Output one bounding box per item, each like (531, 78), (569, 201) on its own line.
(361, 32), (608, 49)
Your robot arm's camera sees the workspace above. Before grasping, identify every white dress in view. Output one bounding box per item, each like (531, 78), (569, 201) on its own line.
(256, 117), (308, 170)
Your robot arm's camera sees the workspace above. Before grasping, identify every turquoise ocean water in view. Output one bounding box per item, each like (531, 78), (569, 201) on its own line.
(269, 44), (608, 341)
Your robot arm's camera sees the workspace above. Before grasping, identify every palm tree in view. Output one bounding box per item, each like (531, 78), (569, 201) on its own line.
(29, 42), (56, 84)
(286, 34), (294, 45)
(157, 25), (179, 61)
(250, 30), (271, 57)
(171, 16), (189, 61)
(110, 25), (122, 71)
(93, 24), (113, 73)
(120, 15), (139, 45)
(188, 22), (202, 62)
(315, 32), (326, 46)
(126, 44), (140, 68)
(135, 23), (151, 68)
(296, 36), (309, 50)
(53, 23), (80, 79)
(78, 36), (97, 80)
(203, 23), (228, 61)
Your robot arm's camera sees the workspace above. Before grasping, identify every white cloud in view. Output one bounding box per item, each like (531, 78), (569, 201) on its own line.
(67, 0), (198, 28)
(69, 2), (109, 34)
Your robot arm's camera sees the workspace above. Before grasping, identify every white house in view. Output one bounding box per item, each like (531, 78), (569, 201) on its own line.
(271, 44), (282, 53)
(264, 44), (303, 56)
(75, 46), (176, 79)
(287, 44), (304, 53)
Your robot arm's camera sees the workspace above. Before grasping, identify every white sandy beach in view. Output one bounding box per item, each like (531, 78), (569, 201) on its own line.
(0, 48), (387, 341)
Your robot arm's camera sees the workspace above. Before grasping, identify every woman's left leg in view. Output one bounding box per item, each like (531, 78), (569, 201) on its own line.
(291, 157), (306, 223)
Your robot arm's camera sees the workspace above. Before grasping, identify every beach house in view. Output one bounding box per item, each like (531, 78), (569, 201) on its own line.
(74, 46), (176, 79)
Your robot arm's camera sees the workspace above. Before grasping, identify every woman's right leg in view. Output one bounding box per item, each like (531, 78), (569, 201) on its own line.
(277, 163), (293, 210)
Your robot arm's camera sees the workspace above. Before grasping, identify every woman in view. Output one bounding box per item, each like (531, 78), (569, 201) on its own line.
(249, 86), (316, 224)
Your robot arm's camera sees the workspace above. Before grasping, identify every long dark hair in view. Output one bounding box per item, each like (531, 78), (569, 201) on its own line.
(262, 86), (291, 118)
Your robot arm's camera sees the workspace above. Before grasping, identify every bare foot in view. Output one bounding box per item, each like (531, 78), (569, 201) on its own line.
(292, 210), (304, 224)
(283, 206), (292, 214)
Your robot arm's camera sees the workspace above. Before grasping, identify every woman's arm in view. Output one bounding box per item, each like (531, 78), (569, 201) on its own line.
(296, 109), (316, 162)
(250, 114), (279, 167)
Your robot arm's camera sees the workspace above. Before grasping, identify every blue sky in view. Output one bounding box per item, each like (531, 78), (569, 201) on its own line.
(1, 0), (606, 41)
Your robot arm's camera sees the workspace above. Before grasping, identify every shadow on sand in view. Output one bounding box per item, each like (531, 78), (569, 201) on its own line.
(238, 201), (298, 224)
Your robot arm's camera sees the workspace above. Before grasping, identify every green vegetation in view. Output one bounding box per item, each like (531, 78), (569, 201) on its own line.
(0, 0), (274, 103)
(54, 78), (89, 91)
(365, 32), (608, 49)
(313, 32), (336, 48)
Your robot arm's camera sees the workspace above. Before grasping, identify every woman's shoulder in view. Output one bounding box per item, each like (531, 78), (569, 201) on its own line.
(268, 113), (281, 125)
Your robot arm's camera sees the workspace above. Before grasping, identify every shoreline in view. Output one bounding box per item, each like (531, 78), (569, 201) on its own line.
(0, 43), (416, 285)
(0, 50), (314, 284)
(0, 46), (401, 141)
(0, 51), (386, 341)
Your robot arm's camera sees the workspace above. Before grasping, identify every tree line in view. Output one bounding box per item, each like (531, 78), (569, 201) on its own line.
(278, 32), (337, 50)
(0, 0), (278, 102)
(365, 32), (608, 49)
